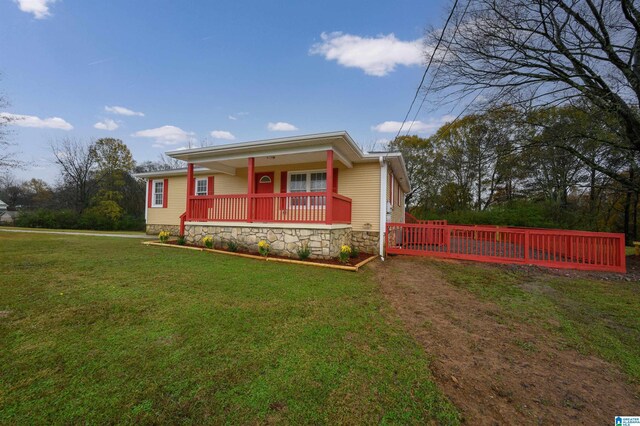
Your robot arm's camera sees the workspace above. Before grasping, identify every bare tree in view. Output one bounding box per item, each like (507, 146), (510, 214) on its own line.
(50, 138), (97, 212)
(427, 0), (640, 189)
(0, 90), (22, 172)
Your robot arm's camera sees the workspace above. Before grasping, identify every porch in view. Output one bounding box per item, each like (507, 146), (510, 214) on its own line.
(178, 143), (354, 234)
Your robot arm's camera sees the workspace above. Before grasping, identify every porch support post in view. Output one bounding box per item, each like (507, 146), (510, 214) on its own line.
(186, 162), (194, 220)
(247, 157), (255, 223)
(326, 149), (334, 224)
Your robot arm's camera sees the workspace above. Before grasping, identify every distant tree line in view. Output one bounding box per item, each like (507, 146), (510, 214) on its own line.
(0, 138), (183, 231)
(395, 104), (640, 241)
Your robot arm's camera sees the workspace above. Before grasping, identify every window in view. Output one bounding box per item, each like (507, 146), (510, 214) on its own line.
(288, 171), (327, 207)
(259, 175), (272, 184)
(195, 178), (208, 196)
(152, 180), (164, 207)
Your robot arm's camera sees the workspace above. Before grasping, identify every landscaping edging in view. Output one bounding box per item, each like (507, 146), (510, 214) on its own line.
(143, 240), (377, 272)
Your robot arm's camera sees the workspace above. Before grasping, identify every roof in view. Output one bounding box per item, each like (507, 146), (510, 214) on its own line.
(135, 131), (410, 192)
(0, 199), (7, 208)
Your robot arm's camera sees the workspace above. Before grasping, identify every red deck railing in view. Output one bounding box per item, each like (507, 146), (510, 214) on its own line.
(187, 192), (352, 224)
(386, 222), (626, 273)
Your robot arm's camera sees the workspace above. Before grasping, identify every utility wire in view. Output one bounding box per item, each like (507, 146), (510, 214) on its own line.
(405, 0), (472, 136)
(391, 0), (460, 144)
(436, 0), (564, 135)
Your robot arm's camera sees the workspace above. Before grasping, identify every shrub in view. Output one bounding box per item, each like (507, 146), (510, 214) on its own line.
(177, 235), (186, 245)
(203, 236), (213, 249)
(158, 231), (170, 243)
(297, 244), (311, 260)
(349, 246), (359, 259)
(258, 240), (270, 257)
(226, 240), (238, 252)
(338, 245), (351, 263)
(15, 209), (80, 229)
(14, 208), (144, 231)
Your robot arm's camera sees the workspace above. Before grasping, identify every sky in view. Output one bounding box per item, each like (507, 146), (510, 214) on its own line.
(0, 0), (452, 182)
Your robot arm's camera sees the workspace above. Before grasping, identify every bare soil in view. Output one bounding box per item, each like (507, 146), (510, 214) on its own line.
(372, 256), (640, 425)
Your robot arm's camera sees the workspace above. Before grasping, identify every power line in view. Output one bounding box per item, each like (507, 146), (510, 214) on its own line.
(405, 0), (472, 136)
(437, 0), (564, 135)
(392, 0), (460, 143)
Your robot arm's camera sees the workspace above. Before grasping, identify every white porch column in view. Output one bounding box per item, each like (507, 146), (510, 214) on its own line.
(379, 157), (388, 258)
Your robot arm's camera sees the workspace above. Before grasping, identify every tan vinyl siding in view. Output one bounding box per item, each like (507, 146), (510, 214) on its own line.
(337, 162), (380, 231)
(390, 171), (405, 223)
(147, 176), (187, 226)
(145, 161), (383, 232)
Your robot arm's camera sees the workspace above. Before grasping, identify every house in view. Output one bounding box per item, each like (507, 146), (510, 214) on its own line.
(0, 210), (19, 224)
(0, 199), (7, 213)
(135, 132), (410, 259)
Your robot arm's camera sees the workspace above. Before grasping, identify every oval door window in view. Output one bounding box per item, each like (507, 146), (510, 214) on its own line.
(259, 176), (272, 183)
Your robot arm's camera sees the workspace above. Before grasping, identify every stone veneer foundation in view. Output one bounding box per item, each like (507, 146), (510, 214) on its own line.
(185, 223), (351, 259)
(146, 224), (180, 236)
(147, 223), (381, 259)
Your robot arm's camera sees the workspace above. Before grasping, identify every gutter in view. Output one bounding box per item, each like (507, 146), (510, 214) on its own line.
(379, 156), (388, 260)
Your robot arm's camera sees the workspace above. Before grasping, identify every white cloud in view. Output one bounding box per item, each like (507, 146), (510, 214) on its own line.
(210, 130), (236, 140)
(105, 105), (145, 117)
(372, 116), (455, 134)
(93, 118), (119, 131)
(13, 0), (55, 19)
(132, 125), (194, 147)
(228, 112), (248, 120)
(267, 122), (298, 132)
(309, 32), (423, 77)
(1, 112), (73, 130)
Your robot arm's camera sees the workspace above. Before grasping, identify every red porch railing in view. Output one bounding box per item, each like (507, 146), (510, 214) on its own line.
(187, 192), (352, 224)
(386, 222), (626, 273)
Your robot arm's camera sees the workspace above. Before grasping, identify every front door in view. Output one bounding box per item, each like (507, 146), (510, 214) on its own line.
(254, 172), (274, 221)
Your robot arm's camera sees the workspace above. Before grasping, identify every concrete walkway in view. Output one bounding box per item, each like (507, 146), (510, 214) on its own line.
(0, 228), (152, 239)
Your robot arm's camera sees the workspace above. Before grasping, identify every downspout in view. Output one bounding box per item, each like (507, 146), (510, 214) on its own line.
(379, 156), (388, 259)
(144, 178), (148, 224)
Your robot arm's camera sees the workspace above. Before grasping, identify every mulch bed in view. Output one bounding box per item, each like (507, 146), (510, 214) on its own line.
(163, 240), (374, 267)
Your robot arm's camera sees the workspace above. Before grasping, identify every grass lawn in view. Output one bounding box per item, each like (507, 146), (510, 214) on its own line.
(0, 233), (459, 424)
(428, 259), (640, 383)
(0, 225), (147, 236)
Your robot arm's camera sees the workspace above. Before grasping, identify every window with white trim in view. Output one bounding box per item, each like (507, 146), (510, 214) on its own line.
(152, 180), (164, 207)
(195, 178), (208, 196)
(288, 171), (326, 207)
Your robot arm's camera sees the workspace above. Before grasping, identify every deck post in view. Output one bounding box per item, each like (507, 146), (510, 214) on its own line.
(186, 163), (194, 220)
(247, 157), (255, 223)
(326, 149), (333, 224)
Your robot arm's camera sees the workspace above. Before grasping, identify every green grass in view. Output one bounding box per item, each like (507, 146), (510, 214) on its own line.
(428, 259), (640, 382)
(0, 233), (458, 424)
(0, 225), (147, 235)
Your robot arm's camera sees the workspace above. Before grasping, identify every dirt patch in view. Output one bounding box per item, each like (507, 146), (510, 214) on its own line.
(498, 255), (640, 282)
(373, 256), (639, 425)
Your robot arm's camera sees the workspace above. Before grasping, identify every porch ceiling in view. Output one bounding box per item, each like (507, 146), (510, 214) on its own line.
(166, 132), (363, 175)
(189, 145), (353, 175)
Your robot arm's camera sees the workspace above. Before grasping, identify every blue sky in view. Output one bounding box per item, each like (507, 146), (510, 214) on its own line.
(1, 0), (451, 182)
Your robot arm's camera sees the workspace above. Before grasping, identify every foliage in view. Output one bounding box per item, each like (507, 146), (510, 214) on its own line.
(338, 245), (352, 263)
(226, 240), (238, 252)
(176, 235), (186, 245)
(400, 105), (640, 240)
(202, 236), (213, 249)
(0, 233), (460, 424)
(158, 231), (170, 243)
(13, 208), (144, 231)
(350, 245), (360, 259)
(296, 244), (311, 260)
(258, 240), (270, 257)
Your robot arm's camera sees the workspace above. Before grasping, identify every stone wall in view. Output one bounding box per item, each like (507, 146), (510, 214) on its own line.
(185, 224), (352, 259)
(146, 224), (180, 236)
(351, 231), (380, 254)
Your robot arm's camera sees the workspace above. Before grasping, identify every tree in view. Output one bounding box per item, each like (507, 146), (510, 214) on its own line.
(91, 138), (134, 195)
(50, 138), (97, 213)
(427, 0), (640, 191)
(0, 88), (22, 173)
